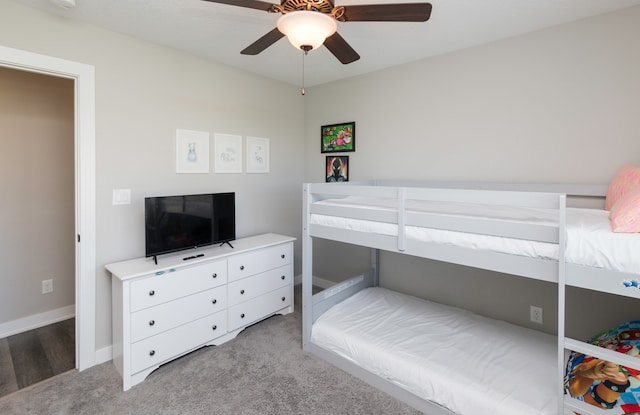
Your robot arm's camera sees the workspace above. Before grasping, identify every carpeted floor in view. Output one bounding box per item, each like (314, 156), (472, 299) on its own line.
(0, 286), (422, 415)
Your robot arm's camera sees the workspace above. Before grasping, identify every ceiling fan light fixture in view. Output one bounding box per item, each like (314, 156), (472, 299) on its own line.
(277, 11), (337, 51)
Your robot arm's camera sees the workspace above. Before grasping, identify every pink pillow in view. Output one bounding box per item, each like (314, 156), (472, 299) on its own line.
(605, 164), (640, 211)
(610, 186), (640, 233)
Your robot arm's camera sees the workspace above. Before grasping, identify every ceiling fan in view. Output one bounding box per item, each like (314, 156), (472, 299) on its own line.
(202, 0), (433, 64)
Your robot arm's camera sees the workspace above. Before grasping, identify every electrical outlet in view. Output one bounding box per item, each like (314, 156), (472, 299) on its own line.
(42, 279), (53, 294)
(530, 305), (543, 324)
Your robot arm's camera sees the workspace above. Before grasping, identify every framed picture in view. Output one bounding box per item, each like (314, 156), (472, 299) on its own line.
(321, 122), (355, 153)
(214, 133), (242, 173)
(246, 136), (270, 173)
(176, 129), (210, 174)
(326, 156), (349, 182)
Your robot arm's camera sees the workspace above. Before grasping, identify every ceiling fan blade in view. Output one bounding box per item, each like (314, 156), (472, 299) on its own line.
(342, 3), (432, 22)
(241, 28), (285, 55)
(324, 32), (360, 64)
(201, 0), (275, 12)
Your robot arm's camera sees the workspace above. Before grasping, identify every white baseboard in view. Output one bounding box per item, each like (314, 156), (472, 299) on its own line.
(95, 345), (113, 365)
(0, 305), (75, 339)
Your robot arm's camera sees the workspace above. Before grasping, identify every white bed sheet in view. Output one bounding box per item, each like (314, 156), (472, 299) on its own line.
(311, 287), (558, 415)
(309, 197), (640, 274)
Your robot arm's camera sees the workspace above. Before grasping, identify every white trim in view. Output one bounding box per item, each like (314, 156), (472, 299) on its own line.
(0, 45), (96, 371)
(95, 345), (113, 365)
(0, 305), (75, 339)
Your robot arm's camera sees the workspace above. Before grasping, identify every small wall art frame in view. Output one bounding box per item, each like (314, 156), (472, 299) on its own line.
(176, 129), (210, 174)
(214, 133), (243, 173)
(246, 136), (270, 173)
(321, 121), (355, 153)
(325, 156), (349, 182)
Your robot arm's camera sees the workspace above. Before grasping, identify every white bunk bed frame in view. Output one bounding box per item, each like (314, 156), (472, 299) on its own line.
(301, 180), (640, 415)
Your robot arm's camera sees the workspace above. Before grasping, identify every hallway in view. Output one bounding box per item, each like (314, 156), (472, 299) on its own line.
(0, 319), (75, 399)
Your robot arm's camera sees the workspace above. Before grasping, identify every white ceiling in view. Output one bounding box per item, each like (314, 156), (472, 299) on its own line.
(17, 0), (640, 86)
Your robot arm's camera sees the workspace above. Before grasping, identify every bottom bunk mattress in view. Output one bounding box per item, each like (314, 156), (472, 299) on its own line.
(310, 287), (557, 415)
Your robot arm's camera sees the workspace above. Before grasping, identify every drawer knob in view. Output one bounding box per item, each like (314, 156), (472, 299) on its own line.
(281, 254), (285, 259)
(240, 289), (245, 295)
(281, 275), (285, 280)
(212, 325), (217, 331)
(212, 273), (217, 278)
(149, 290), (155, 296)
(149, 350), (155, 356)
(240, 265), (245, 270)
(212, 299), (217, 304)
(240, 313), (245, 318)
(282, 296), (286, 302)
(149, 320), (155, 326)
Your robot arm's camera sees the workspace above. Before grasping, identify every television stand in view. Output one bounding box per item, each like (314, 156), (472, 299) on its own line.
(220, 241), (234, 249)
(106, 233), (295, 391)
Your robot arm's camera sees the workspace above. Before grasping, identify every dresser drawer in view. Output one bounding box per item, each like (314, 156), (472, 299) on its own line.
(227, 265), (292, 306)
(130, 286), (227, 343)
(130, 310), (227, 374)
(130, 260), (227, 311)
(228, 243), (293, 282)
(228, 285), (292, 331)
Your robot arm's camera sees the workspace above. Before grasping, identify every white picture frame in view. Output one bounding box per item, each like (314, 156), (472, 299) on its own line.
(214, 133), (243, 173)
(246, 136), (270, 173)
(176, 129), (210, 174)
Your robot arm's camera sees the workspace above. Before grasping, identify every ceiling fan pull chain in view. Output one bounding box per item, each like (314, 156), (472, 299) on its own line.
(301, 48), (306, 96)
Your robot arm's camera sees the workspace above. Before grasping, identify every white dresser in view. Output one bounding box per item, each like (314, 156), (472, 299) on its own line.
(106, 233), (295, 391)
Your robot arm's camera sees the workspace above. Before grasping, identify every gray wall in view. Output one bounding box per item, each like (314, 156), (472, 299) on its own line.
(304, 6), (640, 339)
(0, 67), (75, 325)
(2, 0), (639, 354)
(0, 0), (305, 350)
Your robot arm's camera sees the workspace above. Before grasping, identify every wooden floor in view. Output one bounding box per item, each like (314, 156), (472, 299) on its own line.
(0, 319), (75, 399)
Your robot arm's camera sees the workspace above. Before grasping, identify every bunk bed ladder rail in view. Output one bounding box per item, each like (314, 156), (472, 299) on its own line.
(557, 193), (568, 415)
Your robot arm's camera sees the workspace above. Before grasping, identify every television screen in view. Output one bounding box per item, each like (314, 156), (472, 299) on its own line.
(144, 192), (235, 258)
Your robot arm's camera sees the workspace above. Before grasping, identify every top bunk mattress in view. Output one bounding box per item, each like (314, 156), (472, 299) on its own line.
(309, 197), (640, 274)
(310, 287), (558, 415)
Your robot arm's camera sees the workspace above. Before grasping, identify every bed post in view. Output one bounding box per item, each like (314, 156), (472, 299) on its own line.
(371, 248), (379, 287)
(557, 193), (567, 414)
(302, 183), (313, 350)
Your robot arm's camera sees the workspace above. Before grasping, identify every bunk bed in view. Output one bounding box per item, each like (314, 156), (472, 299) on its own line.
(301, 180), (640, 415)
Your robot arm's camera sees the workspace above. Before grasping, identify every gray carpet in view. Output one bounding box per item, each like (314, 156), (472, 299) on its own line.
(0, 286), (421, 415)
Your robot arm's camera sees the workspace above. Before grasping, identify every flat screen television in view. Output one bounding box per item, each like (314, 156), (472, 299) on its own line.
(145, 192), (235, 260)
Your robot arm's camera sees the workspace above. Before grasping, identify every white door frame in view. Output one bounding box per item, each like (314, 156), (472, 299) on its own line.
(0, 45), (96, 371)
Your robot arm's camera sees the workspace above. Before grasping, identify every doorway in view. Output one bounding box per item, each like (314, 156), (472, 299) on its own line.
(0, 45), (96, 372)
(0, 66), (74, 395)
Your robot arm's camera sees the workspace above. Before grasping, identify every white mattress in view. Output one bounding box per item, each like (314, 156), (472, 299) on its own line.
(310, 197), (640, 274)
(311, 287), (558, 415)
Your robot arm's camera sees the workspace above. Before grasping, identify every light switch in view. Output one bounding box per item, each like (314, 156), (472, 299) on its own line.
(112, 189), (131, 205)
